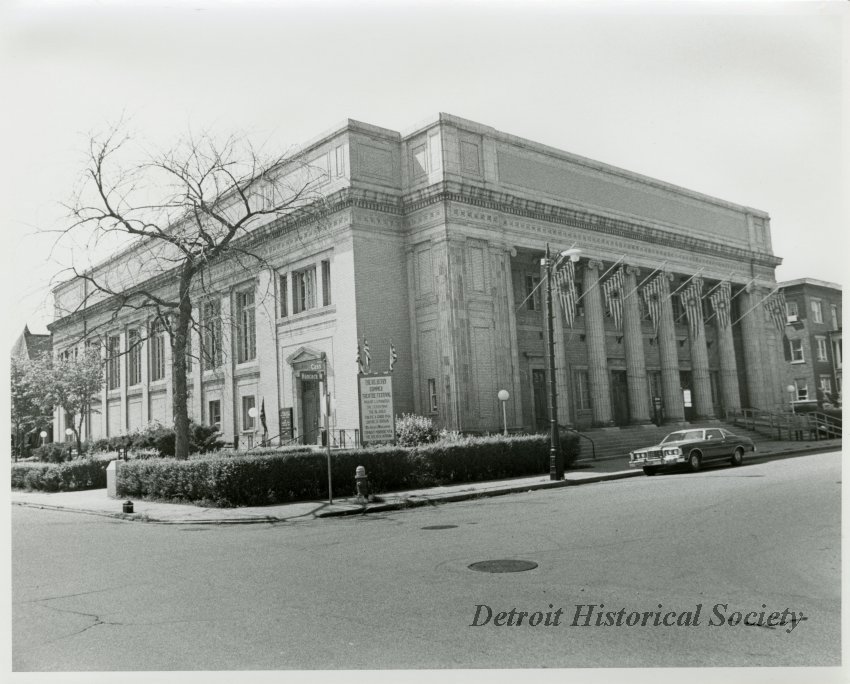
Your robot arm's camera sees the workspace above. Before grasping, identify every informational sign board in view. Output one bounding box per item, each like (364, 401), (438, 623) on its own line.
(358, 374), (396, 445)
(278, 407), (294, 441)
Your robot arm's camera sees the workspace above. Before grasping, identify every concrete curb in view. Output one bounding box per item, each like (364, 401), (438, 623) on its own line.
(11, 442), (839, 524)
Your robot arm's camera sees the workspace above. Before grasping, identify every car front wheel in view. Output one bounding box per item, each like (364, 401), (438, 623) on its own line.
(730, 447), (744, 467)
(688, 451), (702, 472)
(643, 466), (659, 476)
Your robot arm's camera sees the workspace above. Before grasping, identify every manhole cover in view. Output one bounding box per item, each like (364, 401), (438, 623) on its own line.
(468, 560), (538, 573)
(421, 524), (458, 530)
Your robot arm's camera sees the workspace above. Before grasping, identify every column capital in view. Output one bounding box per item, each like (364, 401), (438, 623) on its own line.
(586, 259), (604, 272)
(624, 265), (641, 278)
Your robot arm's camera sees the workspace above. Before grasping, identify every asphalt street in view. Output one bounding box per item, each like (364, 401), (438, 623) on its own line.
(11, 450), (841, 672)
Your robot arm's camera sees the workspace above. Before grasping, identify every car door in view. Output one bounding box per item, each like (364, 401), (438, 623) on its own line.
(704, 428), (726, 461)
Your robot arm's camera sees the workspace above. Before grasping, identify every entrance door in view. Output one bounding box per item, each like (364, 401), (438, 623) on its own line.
(532, 369), (548, 432)
(610, 370), (630, 426)
(300, 379), (321, 444)
(680, 371), (694, 422)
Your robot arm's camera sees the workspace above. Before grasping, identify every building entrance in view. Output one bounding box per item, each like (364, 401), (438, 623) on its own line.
(532, 369), (548, 432)
(610, 370), (630, 426)
(300, 379), (321, 444)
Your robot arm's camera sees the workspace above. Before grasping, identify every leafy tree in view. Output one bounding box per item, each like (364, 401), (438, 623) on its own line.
(56, 127), (325, 458)
(10, 355), (54, 461)
(48, 348), (105, 457)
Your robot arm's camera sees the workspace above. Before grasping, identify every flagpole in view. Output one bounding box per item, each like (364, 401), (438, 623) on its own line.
(730, 285), (781, 327)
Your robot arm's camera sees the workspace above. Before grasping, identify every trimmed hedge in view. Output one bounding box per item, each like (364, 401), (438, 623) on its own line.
(115, 432), (580, 507)
(11, 458), (111, 492)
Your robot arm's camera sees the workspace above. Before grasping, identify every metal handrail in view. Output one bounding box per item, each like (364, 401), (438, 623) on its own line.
(560, 425), (596, 461)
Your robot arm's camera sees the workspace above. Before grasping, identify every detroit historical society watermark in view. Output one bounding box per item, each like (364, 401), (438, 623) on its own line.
(470, 603), (807, 633)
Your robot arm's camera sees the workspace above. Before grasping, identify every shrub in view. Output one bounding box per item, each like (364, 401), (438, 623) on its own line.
(32, 443), (70, 463)
(11, 458), (110, 492)
(114, 431), (580, 507)
(396, 413), (440, 447)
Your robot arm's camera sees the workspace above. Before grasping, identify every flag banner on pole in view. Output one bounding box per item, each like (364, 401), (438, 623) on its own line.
(363, 338), (371, 372)
(260, 398), (268, 435)
(356, 343), (364, 374)
(554, 260), (578, 327)
(762, 291), (788, 334)
(389, 340), (398, 373)
(679, 277), (704, 338)
(602, 267), (625, 330)
(709, 281), (732, 329)
(641, 274), (664, 334)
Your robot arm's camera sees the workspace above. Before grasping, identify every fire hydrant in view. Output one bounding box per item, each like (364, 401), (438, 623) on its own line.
(355, 465), (370, 502)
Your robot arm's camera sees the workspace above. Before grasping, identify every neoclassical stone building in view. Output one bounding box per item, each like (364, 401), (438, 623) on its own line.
(49, 113), (786, 445)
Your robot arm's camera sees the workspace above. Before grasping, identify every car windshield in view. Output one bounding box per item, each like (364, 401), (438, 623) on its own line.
(661, 430), (704, 444)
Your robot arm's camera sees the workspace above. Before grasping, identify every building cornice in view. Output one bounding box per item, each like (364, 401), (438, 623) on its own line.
(403, 181), (782, 269)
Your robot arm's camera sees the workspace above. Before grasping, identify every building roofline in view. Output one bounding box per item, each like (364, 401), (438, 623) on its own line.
(778, 277), (843, 291)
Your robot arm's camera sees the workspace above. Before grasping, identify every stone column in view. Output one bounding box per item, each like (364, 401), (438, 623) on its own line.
(739, 284), (771, 410)
(622, 266), (651, 423)
(657, 273), (685, 422)
(583, 260), (613, 425)
(255, 270), (280, 442)
(119, 329), (128, 433)
(683, 277), (714, 419)
(405, 247), (422, 415)
(190, 305), (203, 423)
(713, 282), (741, 414)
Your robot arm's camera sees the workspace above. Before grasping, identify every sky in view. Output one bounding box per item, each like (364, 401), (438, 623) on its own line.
(1, 0), (847, 354)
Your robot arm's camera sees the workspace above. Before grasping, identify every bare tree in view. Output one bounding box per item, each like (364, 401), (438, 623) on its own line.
(55, 126), (327, 458)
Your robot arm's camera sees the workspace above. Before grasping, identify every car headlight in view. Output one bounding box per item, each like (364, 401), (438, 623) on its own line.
(662, 447), (681, 458)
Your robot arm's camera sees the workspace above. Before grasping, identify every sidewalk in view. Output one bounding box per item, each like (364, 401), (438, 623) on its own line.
(10, 438), (841, 525)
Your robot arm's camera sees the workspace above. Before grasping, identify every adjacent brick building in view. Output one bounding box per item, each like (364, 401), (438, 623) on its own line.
(48, 113), (789, 445)
(778, 278), (842, 409)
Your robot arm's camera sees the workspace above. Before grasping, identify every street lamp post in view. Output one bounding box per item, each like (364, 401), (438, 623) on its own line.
(786, 384), (796, 415)
(541, 244), (582, 481)
(497, 389), (510, 436)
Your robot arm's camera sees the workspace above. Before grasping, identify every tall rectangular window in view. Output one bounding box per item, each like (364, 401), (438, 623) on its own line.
(816, 336), (828, 361)
(202, 300), (222, 369)
(127, 328), (142, 386)
(427, 378), (438, 412)
(811, 299), (823, 324)
(150, 321), (166, 382)
(786, 300), (799, 322)
(236, 289), (256, 363)
(242, 395), (256, 431)
(819, 375), (833, 396)
(293, 266), (316, 314)
(279, 274), (288, 317)
(831, 304), (839, 330)
(321, 259), (331, 306)
(573, 370), (591, 410)
(106, 335), (121, 390)
(208, 400), (221, 430)
(790, 338), (804, 363)
(794, 381), (808, 401)
(525, 275), (541, 311)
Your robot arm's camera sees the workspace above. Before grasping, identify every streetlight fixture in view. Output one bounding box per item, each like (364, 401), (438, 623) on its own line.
(497, 389), (510, 436)
(786, 384), (796, 415)
(39, 430), (47, 447)
(541, 244), (582, 480)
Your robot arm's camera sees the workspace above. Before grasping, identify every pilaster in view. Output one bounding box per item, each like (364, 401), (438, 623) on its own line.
(739, 285), (770, 410)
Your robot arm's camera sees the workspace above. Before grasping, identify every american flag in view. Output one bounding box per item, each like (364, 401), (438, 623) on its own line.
(642, 274), (664, 334)
(709, 281), (732, 329)
(362, 338), (371, 371)
(762, 291), (788, 334)
(679, 277), (704, 338)
(554, 260), (578, 327)
(389, 340), (398, 373)
(356, 343), (364, 374)
(603, 267), (625, 330)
